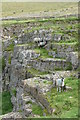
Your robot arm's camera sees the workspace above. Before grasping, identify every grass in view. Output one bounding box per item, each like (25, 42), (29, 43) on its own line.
(34, 47), (53, 59)
(2, 91), (13, 115)
(46, 77), (78, 118)
(27, 67), (49, 76)
(32, 103), (43, 116)
(2, 57), (5, 71)
(2, 16), (78, 27)
(65, 62), (72, 71)
(26, 101), (32, 104)
(0, 92), (2, 115)
(8, 55), (11, 64)
(5, 43), (14, 51)
(2, 19), (36, 26)
(53, 67), (64, 71)
(53, 42), (78, 45)
(16, 44), (29, 47)
(2, 2), (78, 17)
(11, 88), (17, 97)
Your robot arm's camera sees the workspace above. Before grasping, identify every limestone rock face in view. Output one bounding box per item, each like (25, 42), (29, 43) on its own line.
(30, 58), (67, 72)
(18, 50), (40, 61)
(18, 32), (34, 44)
(70, 52), (78, 69)
(10, 61), (26, 88)
(2, 23), (78, 118)
(21, 77), (53, 114)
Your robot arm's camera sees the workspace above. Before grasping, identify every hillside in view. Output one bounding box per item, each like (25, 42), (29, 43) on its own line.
(2, 2), (78, 18)
(0, 2), (79, 119)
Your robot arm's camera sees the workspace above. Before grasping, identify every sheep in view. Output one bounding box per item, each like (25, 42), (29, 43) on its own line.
(56, 77), (64, 92)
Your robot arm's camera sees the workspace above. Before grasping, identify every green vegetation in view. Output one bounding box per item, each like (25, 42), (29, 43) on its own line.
(16, 44), (29, 47)
(0, 58), (2, 73)
(2, 19), (36, 26)
(34, 48), (53, 59)
(66, 62), (72, 70)
(54, 67), (64, 71)
(46, 77), (78, 118)
(5, 43), (14, 51)
(26, 101), (32, 104)
(53, 39), (78, 44)
(0, 92), (2, 115)
(32, 103), (43, 116)
(53, 42), (77, 45)
(43, 80), (53, 85)
(2, 57), (5, 71)
(11, 88), (17, 97)
(27, 67), (49, 76)
(2, 91), (13, 115)
(2, 16), (78, 27)
(1, 2), (79, 118)
(2, 2), (77, 17)
(8, 55), (11, 64)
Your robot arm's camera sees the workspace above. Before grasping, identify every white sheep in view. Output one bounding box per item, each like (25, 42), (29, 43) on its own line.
(56, 77), (64, 92)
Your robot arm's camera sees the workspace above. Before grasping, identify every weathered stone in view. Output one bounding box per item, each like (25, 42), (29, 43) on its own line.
(1, 112), (22, 119)
(18, 50), (40, 62)
(30, 58), (67, 72)
(48, 51), (56, 58)
(70, 52), (78, 69)
(53, 34), (62, 41)
(21, 77), (52, 114)
(2, 24), (78, 118)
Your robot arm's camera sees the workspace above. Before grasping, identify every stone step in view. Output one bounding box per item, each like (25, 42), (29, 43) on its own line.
(45, 42), (77, 52)
(27, 58), (71, 72)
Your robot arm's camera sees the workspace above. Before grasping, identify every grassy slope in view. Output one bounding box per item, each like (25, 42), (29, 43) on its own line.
(2, 2), (78, 17)
(46, 77), (78, 118)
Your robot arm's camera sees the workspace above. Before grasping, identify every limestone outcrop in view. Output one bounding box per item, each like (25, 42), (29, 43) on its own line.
(1, 16), (78, 118)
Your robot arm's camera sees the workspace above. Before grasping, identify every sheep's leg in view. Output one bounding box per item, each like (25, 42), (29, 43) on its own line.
(62, 86), (63, 92)
(57, 87), (59, 92)
(59, 86), (61, 92)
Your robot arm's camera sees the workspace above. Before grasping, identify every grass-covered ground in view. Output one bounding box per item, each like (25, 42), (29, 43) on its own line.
(34, 47), (53, 59)
(46, 77), (78, 118)
(2, 2), (78, 18)
(31, 103), (43, 116)
(25, 77), (78, 118)
(2, 91), (13, 115)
